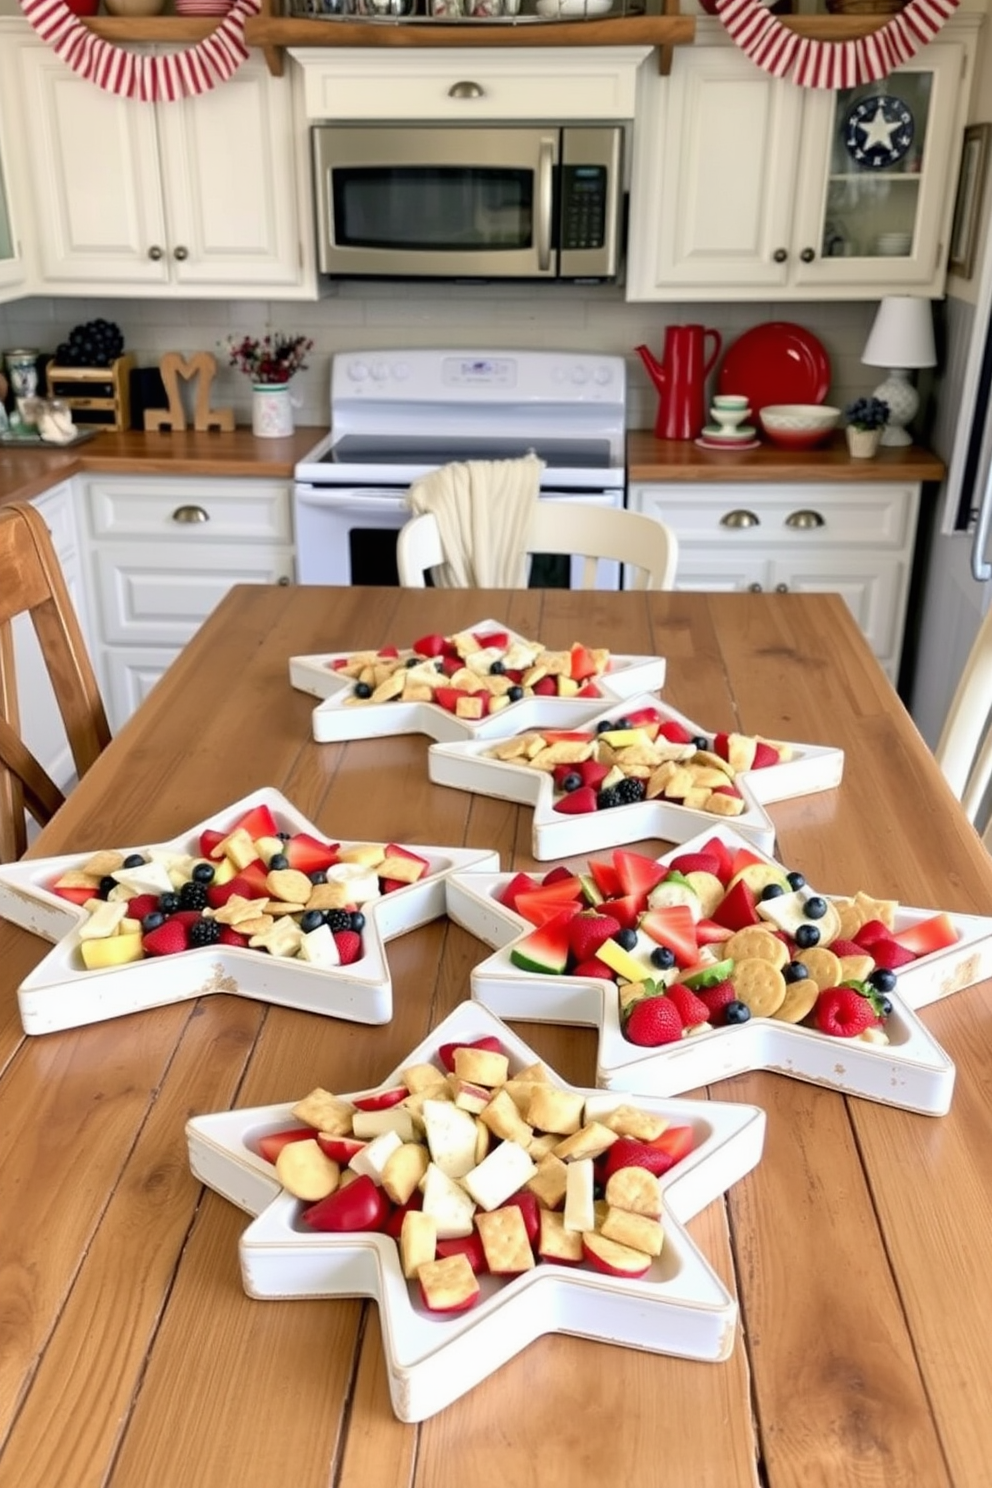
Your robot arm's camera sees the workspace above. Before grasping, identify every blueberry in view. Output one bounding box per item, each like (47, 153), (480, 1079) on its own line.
(192, 861), (215, 883)
(794, 923), (820, 949)
(783, 960), (809, 983)
(760, 883), (785, 901)
(508, 686), (524, 702)
(159, 892), (180, 915)
(724, 1000), (751, 1024)
(354, 681), (372, 699)
(596, 719), (613, 734)
(786, 871), (806, 891)
(141, 911), (165, 933)
(123, 853), (146, 869)
(269, 853), (289, 871)
(561, 772), (582, 793)
(804, 896), (828, 920)
(615, 928), (638, 951)
(489, 660), (505, 675)
(877, 995), (893, 1017)
(308, 870), (328, 885)
(350, 911), (366, 933)
(650, 946), (676, 970)
(300, 909), (324, 933)
(405, 656), (421, 668)
(98, 875), (117, 898)
(868, 967), (897, 993)
(612, 717), (631, 731)
(692, 735), (709, 751)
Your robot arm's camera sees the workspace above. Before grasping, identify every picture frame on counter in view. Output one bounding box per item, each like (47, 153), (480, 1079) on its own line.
(948, 123), (991, 280)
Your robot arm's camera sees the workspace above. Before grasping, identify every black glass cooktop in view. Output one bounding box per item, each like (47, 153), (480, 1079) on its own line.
(320, 434), (615, 468)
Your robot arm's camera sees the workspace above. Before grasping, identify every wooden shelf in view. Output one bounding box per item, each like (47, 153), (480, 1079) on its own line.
(81, 16), (224, 41)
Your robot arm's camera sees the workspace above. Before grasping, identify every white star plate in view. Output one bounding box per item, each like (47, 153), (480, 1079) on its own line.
(444, 827), (990, 1116)
(0, 788), (499, 1037)
(288, 619), (667, 744)
(186, 1000), (766, 1422)
(428, 694), (845, 860)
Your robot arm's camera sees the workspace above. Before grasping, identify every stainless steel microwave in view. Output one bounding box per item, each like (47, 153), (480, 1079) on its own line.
(311, 124), (624, 281)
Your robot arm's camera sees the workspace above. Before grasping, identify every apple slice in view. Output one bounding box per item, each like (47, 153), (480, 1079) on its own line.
(581, 1231), (653, 1278)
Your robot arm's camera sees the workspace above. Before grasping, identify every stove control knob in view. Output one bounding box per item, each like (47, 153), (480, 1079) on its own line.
(348, 361), (369, 382)
(370, 361), (389, 381)
(552, 365), (568, 382)
(594, 364), (613, 385)
(392, 361), (412, 381)
(571, 365), (589, 385)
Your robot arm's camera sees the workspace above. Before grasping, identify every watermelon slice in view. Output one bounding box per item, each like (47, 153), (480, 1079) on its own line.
(891, 912), (958, 957)
(727, 845), (766, 878)
(638, 905), (699, 968)
(612, 849), (666, 901)
(599, 893), (642, 931)
(569, 643), (599, 682)
(696, 836), (736, 884)
(199, 827), (228, 860)
(588, 858), (621, 899)
(510, 908), (580, 974)
(668, 851), (722, 879)
(499, 872), (540, 911)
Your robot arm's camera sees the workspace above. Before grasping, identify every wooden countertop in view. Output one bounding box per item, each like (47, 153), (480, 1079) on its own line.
(3, 585), (992, 1486)
(628, 430), (947, 483)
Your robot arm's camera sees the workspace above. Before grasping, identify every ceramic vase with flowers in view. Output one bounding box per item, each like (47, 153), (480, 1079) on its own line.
(844, 396), (890, 458)
(225, 332), (314, 438)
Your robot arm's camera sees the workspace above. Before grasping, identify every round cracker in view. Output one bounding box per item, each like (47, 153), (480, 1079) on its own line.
(731, 957), (786, 1017)
(725, 926), (789, 971)
(771, 976), (820, 1024)
(796, 946), (842, 990)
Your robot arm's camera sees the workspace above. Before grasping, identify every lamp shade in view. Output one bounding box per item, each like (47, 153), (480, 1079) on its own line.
(862, 295), (937, 370)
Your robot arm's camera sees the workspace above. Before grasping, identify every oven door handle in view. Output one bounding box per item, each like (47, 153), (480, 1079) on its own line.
(294, 489), (411, 511)
(536, 139), (555, 274)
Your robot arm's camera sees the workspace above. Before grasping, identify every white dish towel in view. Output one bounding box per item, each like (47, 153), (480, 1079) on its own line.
(406, 453), (545, 588)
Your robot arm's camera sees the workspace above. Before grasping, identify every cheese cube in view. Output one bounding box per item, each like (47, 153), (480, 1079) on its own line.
(462, 1140), (537, 1213)
(420, 1164), (476, 1239)
(348, 1129), (402, 1184)
(563, 1158), (596, 1233)
(350, 1108), (417, 1142)
(422, 1099), (479, 1179)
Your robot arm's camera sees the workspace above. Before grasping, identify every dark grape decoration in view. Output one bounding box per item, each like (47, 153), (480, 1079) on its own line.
(54, 319), (125, 369)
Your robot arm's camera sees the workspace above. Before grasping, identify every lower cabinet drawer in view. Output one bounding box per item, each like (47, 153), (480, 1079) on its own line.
(85, 478), (292, 544)
(630, 482), (917, 549)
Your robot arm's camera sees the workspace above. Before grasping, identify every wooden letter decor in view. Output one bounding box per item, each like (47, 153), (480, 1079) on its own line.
(145, 352), (235, 434)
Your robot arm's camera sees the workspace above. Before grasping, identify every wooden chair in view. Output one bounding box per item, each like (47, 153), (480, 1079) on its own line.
(0, 502), (111, 860)
(396, 502), (678, 591)
(934, 602), (992, 847)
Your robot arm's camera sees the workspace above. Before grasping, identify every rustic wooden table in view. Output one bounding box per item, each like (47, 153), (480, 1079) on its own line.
(2, 584), (991, 1488)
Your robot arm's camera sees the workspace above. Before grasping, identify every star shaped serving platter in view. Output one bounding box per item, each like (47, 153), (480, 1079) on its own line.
(428, 693), (845, 861)
(289, 618), (667, 745)
(444, 827), (992, 1116)
(0, 788), (498, 1037)
(186, 1000), (766, 1423)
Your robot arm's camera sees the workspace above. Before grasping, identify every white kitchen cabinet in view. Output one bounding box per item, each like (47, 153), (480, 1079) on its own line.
(627, 20), (977, 301)
(14, 482), (93, 794)
(80, 476), (295, 730)
(628, 481), (921, 681)
(0, 25), (26, 300)
(13, 39), (314, 298)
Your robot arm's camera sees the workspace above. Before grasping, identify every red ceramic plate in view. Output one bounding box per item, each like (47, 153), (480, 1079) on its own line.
(717, 323), (831, 415)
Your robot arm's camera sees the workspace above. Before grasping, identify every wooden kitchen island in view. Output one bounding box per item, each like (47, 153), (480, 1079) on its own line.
(1, 584), (991, 1488)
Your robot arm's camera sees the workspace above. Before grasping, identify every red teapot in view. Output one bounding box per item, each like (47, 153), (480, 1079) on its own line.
(635, 325), (723, 441)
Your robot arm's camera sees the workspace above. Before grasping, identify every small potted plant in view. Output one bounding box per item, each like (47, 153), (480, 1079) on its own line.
(844, 396), (890, 459)
(224, 332), (314, 438)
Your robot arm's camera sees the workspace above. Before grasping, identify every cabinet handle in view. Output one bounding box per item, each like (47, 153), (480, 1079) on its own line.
(785, 509), (825, 529)
(448, 80), (484, 98)
(173, 246), (189, 261)
(277, 575), (291, 586)
(799, 247), (816, 263)
(772, 247), (788, 263)
(748, 582), (763, 593)
(775, 582), (789, 593)
(172, 505), (209, 524)
(721, 509), (760, 528)
(148, 245), (164, 261)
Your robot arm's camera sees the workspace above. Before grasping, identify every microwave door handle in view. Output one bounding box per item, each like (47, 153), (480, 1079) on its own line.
(536, 140), (554, 273)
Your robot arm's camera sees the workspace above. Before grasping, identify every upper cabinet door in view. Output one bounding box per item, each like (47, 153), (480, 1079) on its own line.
(155, 55), (304, 290)
(627, 47), (804, 297)
(0, 145), (23, 296)
(791, 43), (967, 289)
(19, 45), (169, 287)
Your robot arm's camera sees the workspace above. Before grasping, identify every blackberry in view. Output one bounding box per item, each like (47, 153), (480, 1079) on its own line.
(794, 923), (820, 949)
(326, 909), (352, 932)
(123, 853), (146, 869)
(159, 892), (181, 915)
(268, 853), (290, 871)
(596, 787), (621, 810)
(300, 909), (325, 933)
(350, 911), (366, 933)
(189, 917), (221, 947)
(179, 880), (208, 911)
(650, 946), (676, 971)
(354, 681), (372, 699)
(614, 777), (646, 806)
(787, 871), (806, 891)
(561, 772), (583, 793)
(192, 861), (215, 884)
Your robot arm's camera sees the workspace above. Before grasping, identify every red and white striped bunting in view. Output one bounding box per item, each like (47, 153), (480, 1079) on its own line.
(19, 0), (259, 101)
(715, 0), (959, 89)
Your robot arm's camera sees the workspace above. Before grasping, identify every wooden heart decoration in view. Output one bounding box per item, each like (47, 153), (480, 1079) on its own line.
(145, 350), (234, 433)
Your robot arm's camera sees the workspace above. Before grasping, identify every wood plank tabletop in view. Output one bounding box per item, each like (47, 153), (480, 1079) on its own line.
(1, 585), (991, 1488)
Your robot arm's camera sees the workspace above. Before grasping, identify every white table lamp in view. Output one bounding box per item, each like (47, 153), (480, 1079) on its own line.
(861, 295), (936, 447)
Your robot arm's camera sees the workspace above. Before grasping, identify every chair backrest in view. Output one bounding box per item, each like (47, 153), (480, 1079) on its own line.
(396, 502), (678, 591)
(0, 502), (111, 860)
(934, 601), (992, 847)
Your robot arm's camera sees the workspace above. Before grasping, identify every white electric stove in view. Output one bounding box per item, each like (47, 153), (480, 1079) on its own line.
(293, 348), (627, 588)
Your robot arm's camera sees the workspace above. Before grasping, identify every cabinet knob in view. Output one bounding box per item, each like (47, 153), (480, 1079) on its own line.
(775, 582), (789, 593)
(448, 80), (484, 98)
(748, 582), (763, 593)
(173, 246), (189, 262)
(148, 245), (164, 261)
(277, 575), (291, 586)
(172, 505), (209, 524)
(721, 509), (760, 528)
(785, 509), (825, 529)
(772, 247), (788, 263)
(799, 247), (816, 263)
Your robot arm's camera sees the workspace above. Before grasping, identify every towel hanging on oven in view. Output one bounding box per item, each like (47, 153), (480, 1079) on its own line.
(406, 453), (545, 588)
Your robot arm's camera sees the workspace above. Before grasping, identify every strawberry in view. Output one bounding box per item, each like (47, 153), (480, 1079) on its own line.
(828, 937), (868, 959)
(696, 979), (738, 1023)
(751, 741), (781, 768)
(570, 958), (616, 980)
(543, 865), (576, 886)
(853, 919), (895, 949)
(865, 939), (917, 970)
(127, 893), (160, 921)
(666, 982), (710, 1029)
(552, 786), (598, 816)
(657, 720), (694, 744)
(142, 918), (191, 956)
(532, 676), (558, 696)
(568, 913), (621, 963)
(667, 851), (722, 879)
(412, 632), (447, 657)
(813, 986), (877, 1038)
(333, 930), (363, 965)
(218, 926), (249, 947)
(624, 995), (683, 1047)
(578, 759), (611, 790)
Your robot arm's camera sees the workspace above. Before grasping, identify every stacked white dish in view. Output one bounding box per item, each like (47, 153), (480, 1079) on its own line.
(697, 394), (758, 451)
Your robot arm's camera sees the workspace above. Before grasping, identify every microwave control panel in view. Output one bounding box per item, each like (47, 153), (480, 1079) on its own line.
(560, 166), (608, 251)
